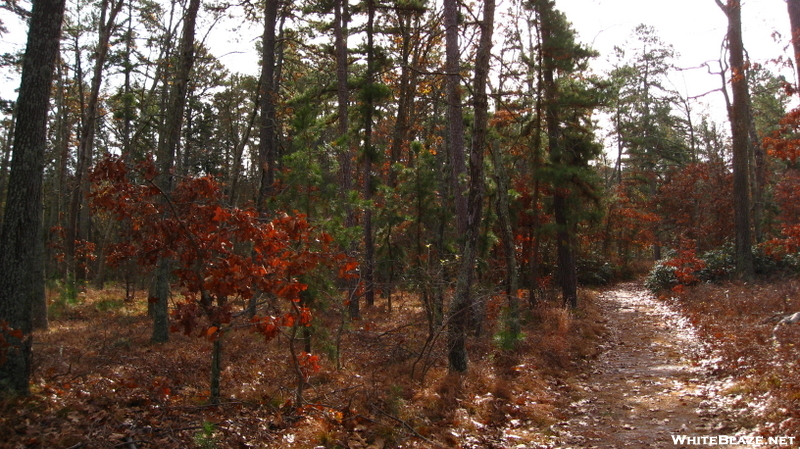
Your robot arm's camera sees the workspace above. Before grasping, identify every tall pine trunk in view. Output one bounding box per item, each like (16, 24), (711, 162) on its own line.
(491, 142), (520, 340)
(537, 0), (578, 308)
(0, 0), (67, 395)
(447, 0), (494, 373)
(257, 0), (279, 212)
(151, 0), (202, 343)
(444, 0), (467, 235)
(334, 0), (358, 319)
(362, 0), (377, 307)
(717, 0), (754, 279)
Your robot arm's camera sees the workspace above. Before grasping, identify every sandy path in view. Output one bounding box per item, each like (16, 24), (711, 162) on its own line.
(550, 283), (754, 449)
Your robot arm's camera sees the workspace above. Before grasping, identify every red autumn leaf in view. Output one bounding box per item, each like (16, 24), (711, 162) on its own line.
(299, 307), (312, 326)
(212, 205), (228, 222)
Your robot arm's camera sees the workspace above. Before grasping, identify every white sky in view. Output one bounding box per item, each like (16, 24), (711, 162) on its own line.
(559, 0), (794, 121)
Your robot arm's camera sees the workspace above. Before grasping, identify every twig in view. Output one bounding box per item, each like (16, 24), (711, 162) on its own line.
(120, 437), (139, 449)
(375, 323), (415, 338)
(307, 383), (365, 404)
(166, 399), (253, 410)
(114, 439), (155, 448)
(372, 405), (443, 448)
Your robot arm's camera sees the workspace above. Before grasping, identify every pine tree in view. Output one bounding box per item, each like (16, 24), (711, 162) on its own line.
(716, 0), (754, 279)
(0, 0), (67, 395)
(532, 0), (602, 308)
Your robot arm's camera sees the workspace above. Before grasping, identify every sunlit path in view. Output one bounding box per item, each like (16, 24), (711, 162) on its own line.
(550, 283), (759, 449)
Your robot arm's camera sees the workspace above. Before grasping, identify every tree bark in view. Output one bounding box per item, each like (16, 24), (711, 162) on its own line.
(748, 91), (765, 244)
(537, 0), (578, 307)
(554, 194), (578, 308)
(0, 0), (66, 395)
(444, 0), (467, 235)
(334, 0), (358, 320)
(788, 0), (800, 88)
(491, 142), (520, 339)
(257, 0), (279, 213)
(362, 0), (377, 307)
(716, 0), (754, 279)
(151, 0), (202, 343)
(448, 0), (494, 373)
(388, 7), (415, 188)
(0, 108), (15, 232)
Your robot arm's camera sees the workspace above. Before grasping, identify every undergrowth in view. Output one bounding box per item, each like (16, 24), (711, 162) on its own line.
(0, 284), (606, 448)
(646, 243), (800, 293)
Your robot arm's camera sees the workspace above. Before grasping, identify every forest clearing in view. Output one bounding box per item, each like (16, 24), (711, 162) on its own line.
(3, 0), (800, 447)
(1, 278), (799, 448)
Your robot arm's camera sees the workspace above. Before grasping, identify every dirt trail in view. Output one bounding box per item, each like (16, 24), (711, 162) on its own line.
(550, 283), (754, 449)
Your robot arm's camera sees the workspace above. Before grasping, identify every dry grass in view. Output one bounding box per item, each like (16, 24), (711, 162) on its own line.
(0, 283), (608, 448)
(665, 277), (800, 438)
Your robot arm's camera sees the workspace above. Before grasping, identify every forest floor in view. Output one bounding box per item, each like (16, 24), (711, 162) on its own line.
(1, 278), (798, 448)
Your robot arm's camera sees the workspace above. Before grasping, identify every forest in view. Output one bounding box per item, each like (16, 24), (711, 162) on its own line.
(1, 0), (800, 447)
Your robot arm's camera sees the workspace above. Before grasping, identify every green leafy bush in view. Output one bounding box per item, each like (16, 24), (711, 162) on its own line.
(646, 242), (800, 293)
(753, 245), (800, 275)
(576, 253), (613, 286)
(645, 260), (677, 293)
(696, 243), (736, 282)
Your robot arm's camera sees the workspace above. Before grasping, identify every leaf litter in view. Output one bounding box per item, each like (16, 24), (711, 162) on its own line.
(2, 280), (794, 448)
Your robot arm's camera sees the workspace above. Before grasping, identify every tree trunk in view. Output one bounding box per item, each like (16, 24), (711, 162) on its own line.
(66, 0), (124, 283)
(537, 0), (578, 307)
(388, 12), (412, 188)
(788, 0), (800, 88)
(210, 331), (222, 404)
(0, 0), (67, 395)
(249, 0), (281, 318)
(334, 0), (358, 320)
(257, 0), (279, 213)
(120, 2), (134, 153)
(748, 94), (765, 244)
(228, 78), (261, 208)
(491, 142), (520, 339)
(528, 178), (541, 305)
(151, 0), (202, 343)
(444, 0), (467, 235)
(0, 107), (15, 229)
(527, 22), (544, 302)
(717, 0), (754, 279)
(31, 230), (48, 330)
(554, 194), (578, 308)
(448, 0), (494, 373)
(362, 0), (377, 307)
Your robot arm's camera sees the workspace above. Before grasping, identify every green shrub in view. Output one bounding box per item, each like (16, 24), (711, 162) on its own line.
(646, 242), (800, 294)
(193, 421), (217, 449)
(645, 260), (677, 293)
(697, 243), (736, 282)
(95, 299), (124, 312)
(576, 253), (613, 286)
(753, 245), (800, 275)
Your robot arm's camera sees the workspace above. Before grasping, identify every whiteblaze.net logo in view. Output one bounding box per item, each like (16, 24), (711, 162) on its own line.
(671, 435), (796, 446)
